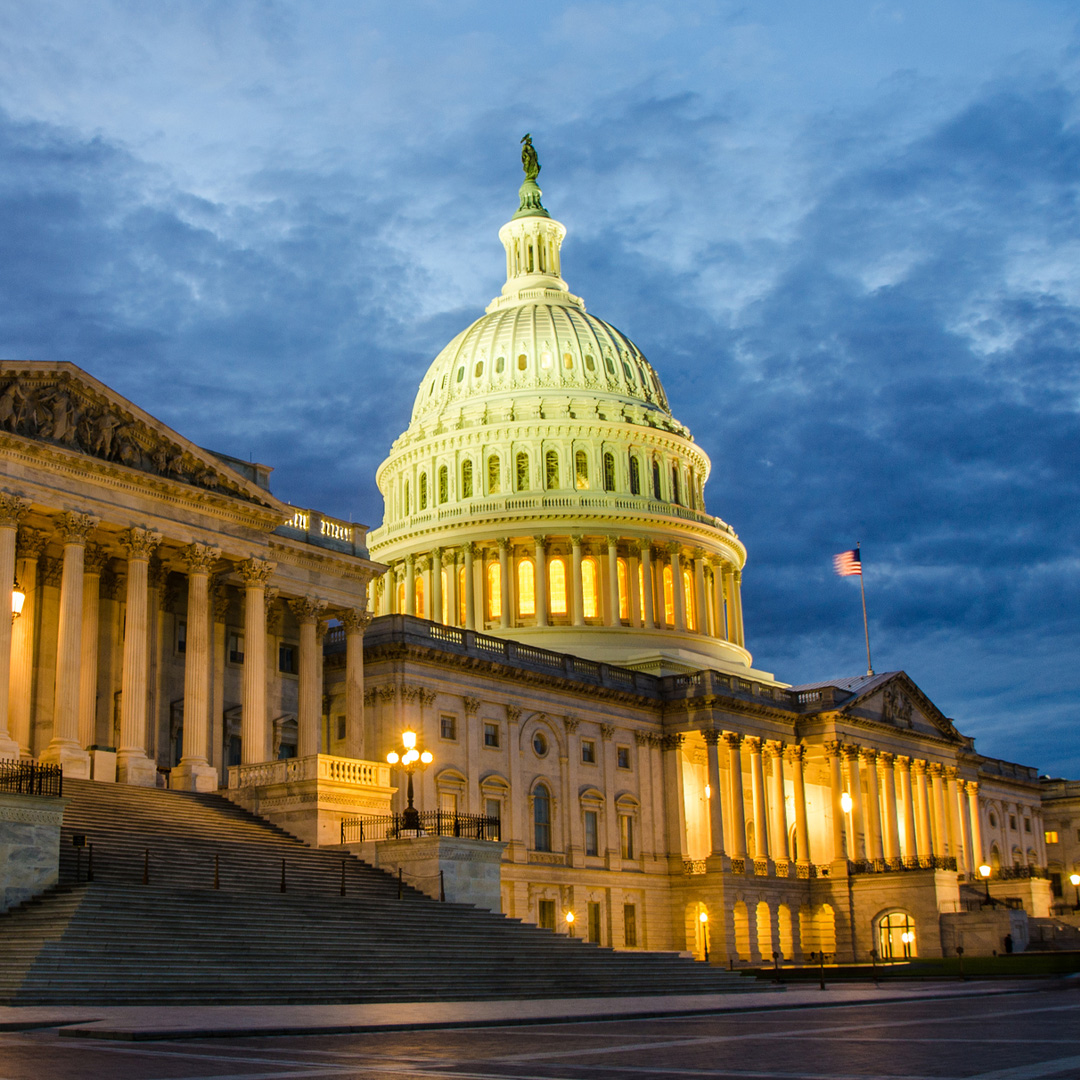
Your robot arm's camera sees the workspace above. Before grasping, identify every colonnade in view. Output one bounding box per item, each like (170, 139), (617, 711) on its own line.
(0, 494), (370, 788)
(686, 729), (983, 876)
(377, 536), (745, 647)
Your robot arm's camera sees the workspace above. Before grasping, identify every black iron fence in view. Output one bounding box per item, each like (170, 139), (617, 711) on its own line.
(0, 759), (62, 797)
(849, 855), (957, 875)
(992, 864), (1049, 880)
(341, 810), (501, 844)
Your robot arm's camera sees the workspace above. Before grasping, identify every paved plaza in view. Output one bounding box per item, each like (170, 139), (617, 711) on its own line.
(0, 983), (1076, 1079)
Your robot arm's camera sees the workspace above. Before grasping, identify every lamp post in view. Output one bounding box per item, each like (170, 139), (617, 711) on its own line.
(699, 910), (709, 963)
(979, 863), (993, 907)
(565, 910), (575, 937)
(1070, 872), (1080, 911)
(386, 729), (433, 833)
(11, 578), (24, 621)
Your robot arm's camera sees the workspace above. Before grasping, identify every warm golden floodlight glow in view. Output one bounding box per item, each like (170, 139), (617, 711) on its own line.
(841, 792), (853, 813)
(979, 864), (991, 879)
(11, 579), (25, 617)
(420, 750), (433, 764)
(699, 910), (708, 923)
(386, 751), (399, 764)
(1071, 873), (1080, 887)
(402, 730), (417, 749)
(564, 910), (574, 923)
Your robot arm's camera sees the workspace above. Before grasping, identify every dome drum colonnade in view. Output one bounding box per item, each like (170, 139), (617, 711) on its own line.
(369, 146), (749, 674)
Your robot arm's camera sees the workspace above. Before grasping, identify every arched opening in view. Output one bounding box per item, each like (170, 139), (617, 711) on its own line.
(438, 466), (448, 503)
(582, 557), (599, 620)
(516, 451), (529, 492)
(414, 574), (425, 618)
(545, 449), (559, 489)
(616, 558), (630, 621)
(877, 911), (916, 960)
(549, 557), (567, 615)
(457, 564), (466, 624)
(396, 580), (405, 614)
(816, 904), (837, 955)
(603, 451), (616, 492)
(404, 480), (410, 516)
(733, 902), (752, 962)
(575, 450), (589, 490)
(687, 902), (711, 962)
(487, 561), (501, 621)
(777, 905), (794, 961)
(662, 565), (675, 626)
(517, 559), (535, 617)
(533, 784), (552, 852)
(683, 567), (695, 631)
(756, 901), (773, 961)
(419, 472), (428, 510)
(440, 568), (449, 624)
(629, 454), (641, 495)
(487, 455), (500, 494)
(798, 905), (815, 954)
(461, 459), (473, 499)
(990, 844), (1001, 871)
(672, 463), (681, 505)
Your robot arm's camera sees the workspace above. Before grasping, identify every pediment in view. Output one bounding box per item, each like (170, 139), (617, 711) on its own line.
(0, 362), (280, 510)
(842, 672), (966, 744)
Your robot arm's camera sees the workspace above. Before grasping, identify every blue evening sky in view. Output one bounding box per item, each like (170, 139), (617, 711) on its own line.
(1, 2), (1078, 774)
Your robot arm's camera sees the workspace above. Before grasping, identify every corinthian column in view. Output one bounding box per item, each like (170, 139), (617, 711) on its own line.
(693, 551), (707, 634)
(703, 729), (726, 860)
(669, 544), (686, 632)
(914, 759), (934, 858)
(746, 736), (769, 859)
(861, 748), (885, 863)
(498, 539), (511, 628)
(786, 744), (811, 865)
(711, 561), (727, 640)
(171, 543), (220, 791)
(77, 544), (108, 751)
(116, 527), (160, 786)
(533, 536), (548, 626)
(640, 543), (656, 628)
(843, 745), (866, 862)
(570, 535), (585, 626)
(825, 741), (846, 863)
(966, 781), (983, 868)
(725, 733), (747, 860)
(238, 557), (274, 764)
(0, 492), (29, 758)
(605, 536), (620, 627)
(290, 597), (327, 758)
(342, 608), (372, 759)
(463, 544), (476, 630)
(444, 550), (459, 627)
(431, 547), (443, 624)
(896, 756), (919, 862)
(879, 752), (900, 866)
(9, 528), (45, 757)
(41, 512), (97, 776)
(766, 741), (789, 861)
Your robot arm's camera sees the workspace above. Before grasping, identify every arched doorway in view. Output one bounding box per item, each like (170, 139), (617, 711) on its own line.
(877, 911), (916, 960)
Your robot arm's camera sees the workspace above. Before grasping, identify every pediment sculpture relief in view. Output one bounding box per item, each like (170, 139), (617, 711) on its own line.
(0, 374), (258, 503)
(882, 686), (914, 728)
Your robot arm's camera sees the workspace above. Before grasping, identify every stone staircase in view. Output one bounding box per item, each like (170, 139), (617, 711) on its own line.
(0, 779), (750, 1005)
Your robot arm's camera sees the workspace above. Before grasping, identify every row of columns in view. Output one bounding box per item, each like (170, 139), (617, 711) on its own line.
(0, 494), (370, 787)
(379, 537), (745, 646)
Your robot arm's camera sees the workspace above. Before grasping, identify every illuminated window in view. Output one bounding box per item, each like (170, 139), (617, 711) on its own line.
(438, 466), (448, 504)
(517, 353), (527, 371)
(671, 464), (680, 505)
(1045, 830), (1060, 844)
(488, 455), (500, 494)
(415, 575), (425, 618)
(683, 567), (695, 631)
(540, 350), (552, 369)
(617, 558), (629, 621)
(518, 559), (536, 616)
(458, 565), (466, 624)
(638, 563), (645, 622)
(582, 557), (599, 619)
(663, 565), (674, 626)
(563, 351), (573, 370)
(629, 455), (640, 495)
(461, 459), (473, 499)
(575, 450), (589, 490)
(397, 581), (405, 613)
(441, 568), (448, 624)
(487, 561), (501, 621)
(878, 912), (916, 960)
(652, 459), (661, 498)
(404, 480), (410, 516)
(516, 451), (529, 492)
(545, 449), (559, 489)
(549, 557), (567, 615)
(620, 815), (634, 859)
(419, 472), (428, 510)
(603, 452), (615, 492)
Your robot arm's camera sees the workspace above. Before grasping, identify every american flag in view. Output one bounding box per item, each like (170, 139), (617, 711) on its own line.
(833, 549), (862, 577)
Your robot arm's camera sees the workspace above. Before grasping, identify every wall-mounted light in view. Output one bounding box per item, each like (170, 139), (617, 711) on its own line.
(11, 578), (25, 620)
(840, 792), (853, 814)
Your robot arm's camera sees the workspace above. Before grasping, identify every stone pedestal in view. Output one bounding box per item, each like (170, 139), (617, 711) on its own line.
(38, 743), (91, 779)
(89, 747), (116, 783)
(116, 750), (158, 788)
(170, 760), (219, 792)
(0, 792), (70, 912)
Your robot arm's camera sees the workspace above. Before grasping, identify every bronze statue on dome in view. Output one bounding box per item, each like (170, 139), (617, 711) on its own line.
(521, 133), (540, 180)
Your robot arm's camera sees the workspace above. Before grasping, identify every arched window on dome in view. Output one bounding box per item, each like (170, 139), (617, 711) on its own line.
(629, 454), (641, 495)
(617, 558), (630, 622)
(652, 459), (662, 499)
(662, 564), (675, 627)
(545, 450), (559, 490)
(671, 464), (680, 506)
(461, 459), (473, 499)
(517, 353), (527, 371)
(563, 351), (574, 370)
(438, 466), (448, 504)
(582, 557), (599, 620)
(404, 480), (410, 516)
(516, 451), (529, 492)
(518, 558), (535, 617)
(487, 560), (501, 622)
(495, 356), (505, 374)
(604, 353), (616, 375)
(441, 568), (449, 625)
(575, 450), (589, 490)
(584, 354), (596, 372)
(487, 455), (501, 494)
(474, 359), (484, 378)
(419, 472), (428, 511)
(415, 574), (425, 619)
(603, 452), (616, 492)
(458, 564), (466, 625)
(683, 567), (695, 631)
(549, 557), (567, 615)
(622, 360), (634, 382)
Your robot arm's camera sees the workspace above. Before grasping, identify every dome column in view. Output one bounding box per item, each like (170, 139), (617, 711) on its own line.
(732, 569), (746, 646)
(725, 733), (747, 860)
(693, 550), (707, 634)
(431, 547), (443, 624)
(570, 535), (585, 627)
(404, 555), (416, 618)
(443, 550), (458, 627)
(640, 543), (656, 628)
(463, 544), (476, 630)
(711, 561), (728, 640)
(498, 539), (511, 628)
(668, 544), (686, 633)
(605, 537), (619, 627)
(627, 543), (642, 628)
(533, 536), (548, 627)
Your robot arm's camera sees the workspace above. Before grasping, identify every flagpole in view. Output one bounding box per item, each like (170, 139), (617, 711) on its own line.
(857, 541), (873, 676)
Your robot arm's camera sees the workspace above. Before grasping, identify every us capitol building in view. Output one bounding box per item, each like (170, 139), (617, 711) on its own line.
(1, 142), (1076, 964)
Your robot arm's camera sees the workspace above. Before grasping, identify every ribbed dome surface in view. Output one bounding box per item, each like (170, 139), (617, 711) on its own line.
(407, 302), (673, 429)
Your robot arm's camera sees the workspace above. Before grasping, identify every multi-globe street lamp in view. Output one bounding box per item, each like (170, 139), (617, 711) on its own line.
(386, 729), (432, 832)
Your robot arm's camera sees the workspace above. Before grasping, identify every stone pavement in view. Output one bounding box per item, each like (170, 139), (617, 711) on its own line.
(0, 980), (1042, 1040)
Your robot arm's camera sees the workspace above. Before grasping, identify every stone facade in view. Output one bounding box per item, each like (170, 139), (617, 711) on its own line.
(0, 793), (69, 912)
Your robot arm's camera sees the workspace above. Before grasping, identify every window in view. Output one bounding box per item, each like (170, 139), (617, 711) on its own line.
(662, 564), (674, 626)
(603, 452), (615, 492)
(538, 898), (556, 930)
(483, 722), (500, 748)
(335, 715), (346, 741)
(545, 449), (559, 489)
(629, 455), (640, 495)
(623, 904), (637, 947)
(1076, 829), (1080, 843)
(495, 355), (505, 374)
(518, 558), (535, 616)
(588, 901), (602, 944)
(585, 354), (596, 372)
(404, 480), (410, 515)
(438, 466), (448, 503)
(540, 349), (552, 369)
(584, 810), (599, 857)
(652, 459), (661, 498)
(278, 643), (297, 675)
(620, 815), (634, 859)
(563, 351), (574, 370)
(177, 619), (187, 655)
(485, 798), (502, 838)
(415, 574), (425, 618)
(461, 459), (473, 499)
(487, 455), (500, 494)
(1009, 815), (1017, 831)
(440, 791), (458, 815)
(671, 464), (680, 505)
(517, 353), (528, 371)
(441, 568), (449, 624)
(458, 564), (466, 624)
(1045, 830), (1060, 844)
(878, 912), (916, 960)
(474, 359), (484, 378)
(533, 731), (549, 757)
(617, 558), (629, 621)
(683, 567), (695, 631)
(582, 557), (599, 619)
(440, 715), (457, 741)
(487, 561), (501, 621)
(581, 739), (596, 764)
(549, 557), (567, 615)
(1024, 818), (1032, 833)
(617, 746), (631, 770)
(228, 631), (244, 665)
(534, 785), (552, 851)
(516, 451), (529, 491)
(419, 472), (428, 510)
(575, 450), (589, 489)
(456, 365), (464, 383)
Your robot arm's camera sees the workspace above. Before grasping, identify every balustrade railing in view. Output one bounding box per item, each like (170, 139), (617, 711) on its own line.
(0, 759), (62, 797)
(340, 810), (501, 844)
(848, 854), (957, 875)
(682, 858), (707, 876)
